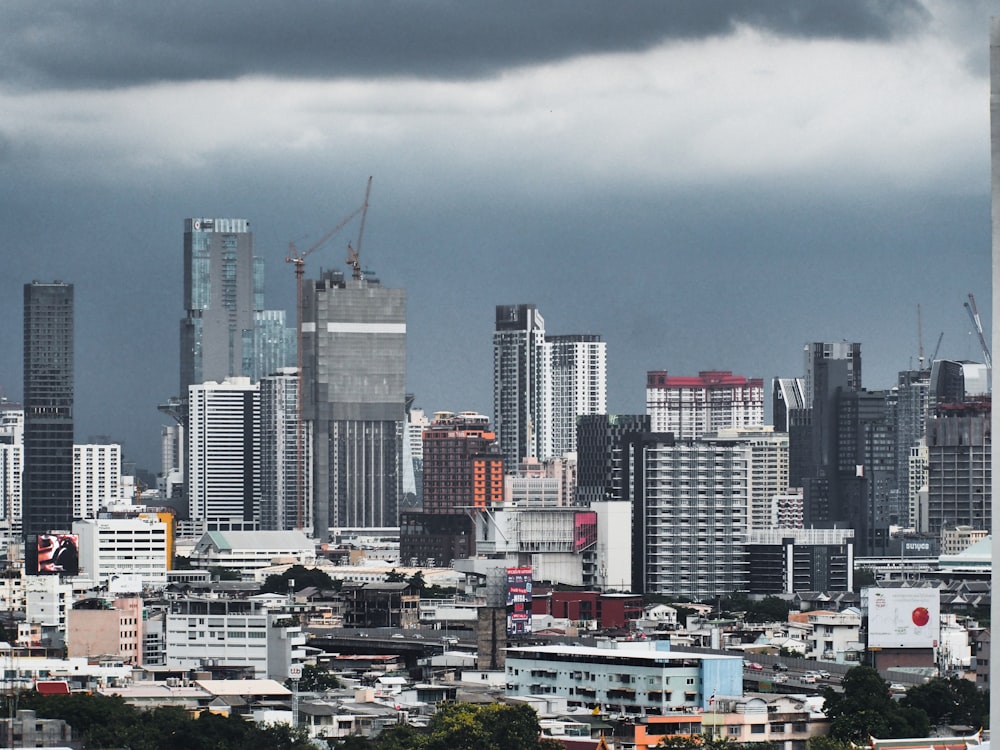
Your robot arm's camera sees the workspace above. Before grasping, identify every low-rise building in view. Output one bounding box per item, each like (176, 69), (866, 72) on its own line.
(790, 608), (862, 662)
(164, 596), (306, 679)
(190, 530), (315, 577)
(505, 643), (742, 716)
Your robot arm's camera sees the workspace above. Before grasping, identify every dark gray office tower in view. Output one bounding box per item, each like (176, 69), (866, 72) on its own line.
(836, 389), (897, 555)
(894, 368), (930, 526)
(576, 414), (649, 504)
(23, 281), (74, 536)
(302, 270), (405, 534)
(792, 342), (863, 530)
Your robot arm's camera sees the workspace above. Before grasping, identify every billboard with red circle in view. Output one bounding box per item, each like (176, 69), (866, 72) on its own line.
(866, 587), (940, 649)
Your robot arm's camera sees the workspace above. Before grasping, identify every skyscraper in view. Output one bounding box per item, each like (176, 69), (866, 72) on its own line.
(493, 305), (606, 466)
(541, 334), (607, 459)
(23, 281), (74, 536)
(493, 304), (545, 468)
(180, 219), (259, 394)
(179, 218), (295, 394)
(302, 269), (406, 534)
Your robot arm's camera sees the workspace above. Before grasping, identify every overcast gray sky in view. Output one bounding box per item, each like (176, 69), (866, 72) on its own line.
(0, 1), (993, 472)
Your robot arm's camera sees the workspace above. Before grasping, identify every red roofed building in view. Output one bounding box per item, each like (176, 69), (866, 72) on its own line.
(646, 371), (764, 439)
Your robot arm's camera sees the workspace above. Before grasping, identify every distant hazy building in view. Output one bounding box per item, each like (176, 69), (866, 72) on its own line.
(258, 368), (311, 533)
(894, 368), (931, 527)
(179, 219), (293, 391)
(302, 269), (406, 533)
(646, 370), (764, 440)
(187, 377), (259, 532)
(23, 281), (74, 536)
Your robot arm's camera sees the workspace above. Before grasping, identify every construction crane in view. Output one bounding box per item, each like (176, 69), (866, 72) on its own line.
(284, 179), (373, 530)
(931, 331), (944, 363)
(345, 176), (373, 281)
(963, 292), (992, 372)
(917, 304), (924, 371)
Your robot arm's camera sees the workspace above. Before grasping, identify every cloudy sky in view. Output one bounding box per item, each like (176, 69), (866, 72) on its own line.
(0, 1), (994, 472)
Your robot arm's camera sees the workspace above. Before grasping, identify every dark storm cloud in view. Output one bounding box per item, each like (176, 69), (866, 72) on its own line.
(0, 0), (928, 90)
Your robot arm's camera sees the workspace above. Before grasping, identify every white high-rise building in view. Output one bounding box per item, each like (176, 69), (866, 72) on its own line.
(159, 423), (184, 500)
(73, 444), (123, 519)
(187, 377), (259, 532)
(493, 305), (606, 467)
(646, 370), (764, 439)
(709, 427), (789, 530)
(402, 406), (429, 503)
(541, 335), (606, 459)
(0, 407), (24, 544)
(259, 368), (312, 533)
(628, 433), (751, 599)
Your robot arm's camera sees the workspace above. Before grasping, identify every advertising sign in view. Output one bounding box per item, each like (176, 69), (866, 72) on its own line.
(867, 587), (940, 649)
(26, 534), (80, 576)
(506, 566), (533, 637)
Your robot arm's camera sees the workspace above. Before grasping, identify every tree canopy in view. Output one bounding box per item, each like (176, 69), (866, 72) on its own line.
(260, 564), (337, 594)
(822, 666), (930, 742)
(9, 691), (312, 750)
(901, 676), (989, 729)
(332, 701), (561, 750)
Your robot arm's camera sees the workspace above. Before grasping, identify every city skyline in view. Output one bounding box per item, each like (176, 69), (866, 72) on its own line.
(0, 2), (993, 472)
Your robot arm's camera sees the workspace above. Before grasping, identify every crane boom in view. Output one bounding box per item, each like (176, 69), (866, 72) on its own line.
(964, 293), (992, 370)
(346, 176), (373, 280)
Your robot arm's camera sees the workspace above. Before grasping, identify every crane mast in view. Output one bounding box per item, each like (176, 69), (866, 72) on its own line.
(964, 292), (992, 372)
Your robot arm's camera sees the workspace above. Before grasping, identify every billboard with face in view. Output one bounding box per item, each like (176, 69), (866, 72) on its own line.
(867, 587), (940, 649)
(26, 534), (80, 576)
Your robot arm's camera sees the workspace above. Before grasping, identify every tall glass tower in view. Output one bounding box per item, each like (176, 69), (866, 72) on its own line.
(23, 281), (74, 536)
(180, 218), (259, 394)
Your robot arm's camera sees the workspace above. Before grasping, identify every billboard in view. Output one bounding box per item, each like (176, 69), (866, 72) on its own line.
(26, 533), (80, 576)
(867, 587), (940, 649)
(506, 566), (533, 637)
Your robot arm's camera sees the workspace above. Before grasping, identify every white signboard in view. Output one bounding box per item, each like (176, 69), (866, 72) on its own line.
(867, 587), (939, 649)
(288, 664), (303, 680)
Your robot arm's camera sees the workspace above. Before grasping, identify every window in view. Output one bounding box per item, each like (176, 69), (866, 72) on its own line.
(751, 725), (765, 735)
(727, 726), (741, 736)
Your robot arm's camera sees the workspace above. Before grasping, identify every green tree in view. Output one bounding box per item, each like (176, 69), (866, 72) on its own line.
(408, 570), (427, 593)
(902, 677), (989, 729)
(261, 564), (336, 594)
(853, 568), (876, 592)
(286, 663), (341, 692)
(808, 737), (852, 750)
(385, 568), (408, 583)
(823, 666), (930, 742)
